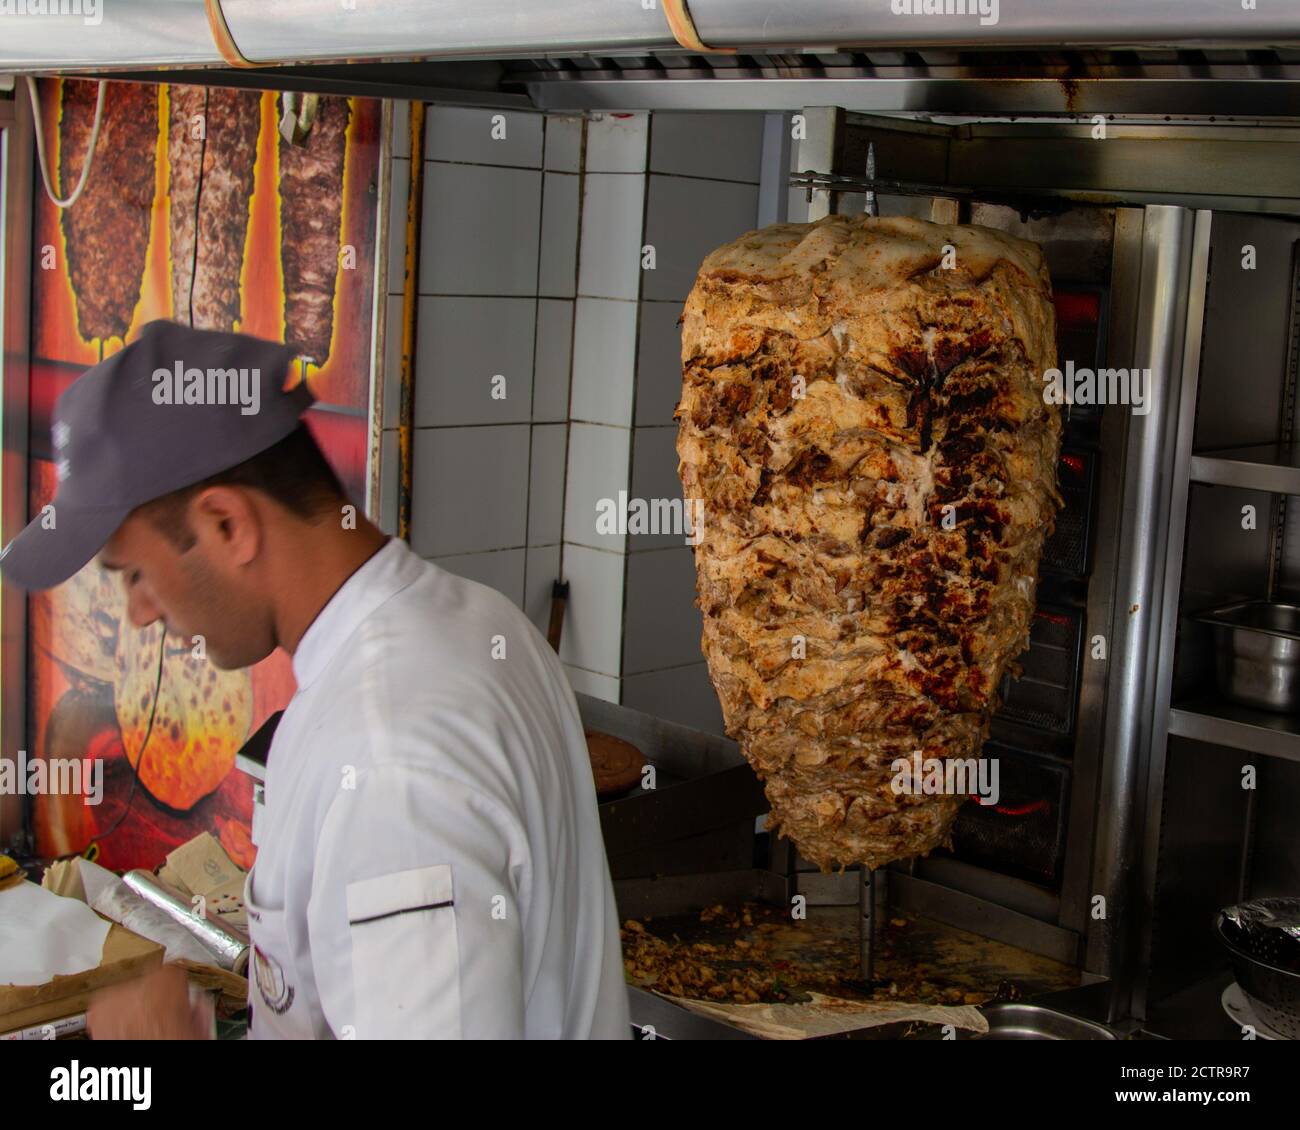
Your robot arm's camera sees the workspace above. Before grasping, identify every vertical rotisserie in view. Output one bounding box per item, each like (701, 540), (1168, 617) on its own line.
(676, 214), (1062, 871)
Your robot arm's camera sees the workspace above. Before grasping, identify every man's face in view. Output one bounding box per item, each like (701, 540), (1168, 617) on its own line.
(99, 508), (269, 670)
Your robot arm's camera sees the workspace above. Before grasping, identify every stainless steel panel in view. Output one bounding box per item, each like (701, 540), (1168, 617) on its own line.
(576, 692), (745, 778)
(792, 106), (841, 223)
(221, 0), (672, 63)
(1169, 699), (1300, 764)
(1063, 212), (1143, 965)
(626, 985), (758, 1041)
(906, 855), (1060, 922)
(691, 1), (1300, 47)
(889, 872), (1081, 966)
(755, 111), (791, 228)
(10, 0), (1300, 72)
(0, 0), (218, 70)
(1092, 206), (1206, 1019)
(1145, 737), (1251, 1006)
(365, 99), (394, 524)
(1132, 206), (1213, 1020)
(524, 76), (1300, 123)
(1191, 445), (1300, 494)
(1193, 214), (1300, 451)
(614, 869), (788, 921)
(1253, 758), (1300, 895)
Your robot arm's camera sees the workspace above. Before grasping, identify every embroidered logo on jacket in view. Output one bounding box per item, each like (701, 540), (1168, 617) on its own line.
(253, 944), (295, 1015)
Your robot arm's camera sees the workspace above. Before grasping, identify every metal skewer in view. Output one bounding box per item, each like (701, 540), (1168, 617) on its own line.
(863, 142), (877, 217)
(857, 141), (878, 987)
(859, 865), (876, 983)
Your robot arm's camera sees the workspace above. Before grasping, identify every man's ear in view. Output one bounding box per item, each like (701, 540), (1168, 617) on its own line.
(189, 485), (262, 567)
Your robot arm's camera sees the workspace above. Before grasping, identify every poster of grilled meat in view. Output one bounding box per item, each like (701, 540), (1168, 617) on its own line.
(59, 80), (159, 344)
(167, 85), (262, 330)
(278, 94), (351, 365)
(22, 79), (382, 871)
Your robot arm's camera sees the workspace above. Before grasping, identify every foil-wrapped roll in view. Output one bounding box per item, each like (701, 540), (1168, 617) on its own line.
(122, 869), (249, 974)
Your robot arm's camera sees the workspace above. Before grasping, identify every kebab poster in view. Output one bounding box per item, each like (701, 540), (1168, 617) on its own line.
(21, 78), (382, 871)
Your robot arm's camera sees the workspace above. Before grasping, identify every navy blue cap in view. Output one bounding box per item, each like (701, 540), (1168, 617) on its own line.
(0, 319), (311, 590)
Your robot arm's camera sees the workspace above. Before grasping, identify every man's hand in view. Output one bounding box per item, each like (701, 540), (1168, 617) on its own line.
(87, 965), (213, 1040)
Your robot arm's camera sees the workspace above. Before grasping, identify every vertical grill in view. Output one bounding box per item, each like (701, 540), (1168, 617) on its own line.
(996, 606), (1083, 738)
(1043, 448), (1095, 579)
(952, 741), (1071, 885)
(947, 285), (1104, 887)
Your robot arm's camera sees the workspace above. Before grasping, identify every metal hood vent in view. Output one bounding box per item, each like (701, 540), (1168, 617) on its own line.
(3, 0), (1300, 74)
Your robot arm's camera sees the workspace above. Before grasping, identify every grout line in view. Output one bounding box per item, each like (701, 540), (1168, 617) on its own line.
(622, 658), (708, 677)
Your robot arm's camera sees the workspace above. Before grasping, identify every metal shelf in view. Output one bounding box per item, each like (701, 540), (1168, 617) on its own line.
(1168, 695), (1300, 763)
(1188, 443), (1300, 494)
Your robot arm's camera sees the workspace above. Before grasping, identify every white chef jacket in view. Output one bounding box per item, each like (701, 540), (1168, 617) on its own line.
(243, 536), (629, 1039)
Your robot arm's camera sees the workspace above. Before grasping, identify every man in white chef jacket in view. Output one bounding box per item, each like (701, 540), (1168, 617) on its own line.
(1, 320), (630, 1039)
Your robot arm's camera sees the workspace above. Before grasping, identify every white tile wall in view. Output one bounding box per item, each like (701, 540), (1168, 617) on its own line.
(525, 545), (562, 636)
(628, 426), (687, 552)
(410, 425), (530, 557)
(419, 164), (542, 296)
(539, 172), (580, 298)
(621, 663), (724, 735)
(634, 300), (685, 427)
(425, 106), (543, 168)
(392, 110), (764, 727)
(543, 114), (583, 173)
(570, 298), (638, 427)
(391, 99), (411, 159)
(577, 174), (647, 301)
(649, 112), (765, 184)
(533, 299), (573, 423)
(382, 296), (403, 429)
(430, 548), (527, 607)
(642, 174), (760, 302)
(558, 544), (626, 677)
(379, 430), (398, 536)
(527, 423), (567, 546)
(387, 157), (410, 296)
(585, 112), (649, 173)
(564, 663), (620, 704)
(563, 422), (631, 553)
(413, 297), (535, 427)
(621, 546), (705, 675)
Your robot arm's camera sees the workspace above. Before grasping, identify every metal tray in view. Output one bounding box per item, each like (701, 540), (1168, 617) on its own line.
(975, 1002), (1118, 1040)
(1197, 601), (1300, 713)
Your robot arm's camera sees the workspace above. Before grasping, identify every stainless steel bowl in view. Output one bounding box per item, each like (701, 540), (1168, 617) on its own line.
(1197, 601), (1300, 713)
(976, 1002), (1118, 1040)
(1215, 899), (1300, 1040)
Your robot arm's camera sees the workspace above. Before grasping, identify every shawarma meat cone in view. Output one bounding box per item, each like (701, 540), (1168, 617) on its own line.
(675, 214), (1063, 871)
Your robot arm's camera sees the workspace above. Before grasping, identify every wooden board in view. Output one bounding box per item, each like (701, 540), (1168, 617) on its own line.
(0, 922), (164, 1032)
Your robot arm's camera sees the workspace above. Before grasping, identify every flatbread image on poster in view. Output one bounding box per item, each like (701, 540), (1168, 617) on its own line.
(113, 623), (252, 813)
(59, 79), (159, 343)
(42, 560), (126, 686)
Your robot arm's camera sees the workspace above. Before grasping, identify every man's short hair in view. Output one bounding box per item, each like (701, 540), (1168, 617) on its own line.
(137, 424), (345, 551)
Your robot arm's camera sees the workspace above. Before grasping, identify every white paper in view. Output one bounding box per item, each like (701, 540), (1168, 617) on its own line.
(76, 857), (120, 907)
(0, 881), (111, 986)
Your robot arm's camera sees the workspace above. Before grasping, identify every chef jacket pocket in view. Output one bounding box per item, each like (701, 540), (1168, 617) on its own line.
(345, 863), (461, 1039)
